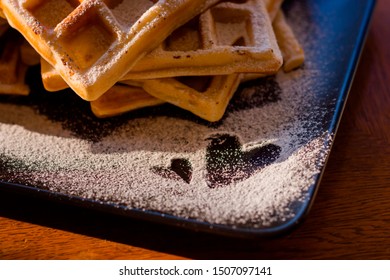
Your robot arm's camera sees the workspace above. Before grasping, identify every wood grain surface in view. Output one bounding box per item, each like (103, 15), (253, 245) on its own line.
(1, 0), (389, 260)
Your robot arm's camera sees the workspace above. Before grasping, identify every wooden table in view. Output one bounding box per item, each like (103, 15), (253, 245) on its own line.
(1, 0), (389, 260)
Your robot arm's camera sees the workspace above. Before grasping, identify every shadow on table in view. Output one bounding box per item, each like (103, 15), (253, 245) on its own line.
(0, 188), (297, 260)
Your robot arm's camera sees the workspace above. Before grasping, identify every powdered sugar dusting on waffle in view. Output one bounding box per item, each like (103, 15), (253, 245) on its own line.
(124, 0), (283, 79)
(110, 0), (154, 30)
(1, 0), (221, 100)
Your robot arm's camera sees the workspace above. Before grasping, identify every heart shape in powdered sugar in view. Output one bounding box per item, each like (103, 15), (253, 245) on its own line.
(151, 134), (281, 187)
(205, 134), (281, 188)
(151, 158), (193, 184)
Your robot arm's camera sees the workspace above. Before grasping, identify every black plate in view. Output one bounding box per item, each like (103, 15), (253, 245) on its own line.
(0, 0), (376, 238)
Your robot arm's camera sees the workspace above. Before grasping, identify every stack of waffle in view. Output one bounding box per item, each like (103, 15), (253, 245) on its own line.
(0, 0), (304, 122)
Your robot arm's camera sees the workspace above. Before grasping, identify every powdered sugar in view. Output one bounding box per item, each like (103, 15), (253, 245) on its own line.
(0, 2), (336, 229)
(0, 67), (332, 228)
(110, 0), (154, 30)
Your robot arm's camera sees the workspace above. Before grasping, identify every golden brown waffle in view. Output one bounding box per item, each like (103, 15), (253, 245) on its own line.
(38, 0), (291, 86)
(122, 0), (283, 80)
(1, 0), (221, 101)
(37, 2), (303, 122)
(0, 30), (29, 95)
(40, 58), (147, 92)
(40, 57), (69, 92)
(264, 0), (284, 20)
(39, 59), (163, 117)
(273, 11), (304, 72)
(90, 84), (164, 118)
(39, 0), (287, 84)
(41, 57), (244, 122)
(29, 0), (303, 122)
(135, 72), (267, 122)
(136, 75), (241, 122)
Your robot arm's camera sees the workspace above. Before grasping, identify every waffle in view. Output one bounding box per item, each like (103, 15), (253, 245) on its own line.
(90, 84), (164, 118)
(40, 57), (69, 92)
(0, 6), (5, 18)
(41, 56), (245, 122)
(40, 58), (146, 92)
(39, 58), (163, 117)
(38, 58), (163, 117)
(137, 72), (269, 122)
(40, 0), (286, 83)
(0, 30), (29, 95)
(2, 0), (303, 122)
(39, 56), (238, 121)
(137, 74), (241, 122)
(0, 0), (221, 101)
(132, 3), (303, 122)
(37, 1), (303, 122)
(37, 0), (297, 87)
(273, 10), (304, 72)
(122, 0), (283, 80)
(264, 0), (284, 20)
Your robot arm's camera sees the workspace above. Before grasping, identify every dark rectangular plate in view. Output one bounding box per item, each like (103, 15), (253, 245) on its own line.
(0, 0), (376, 238)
